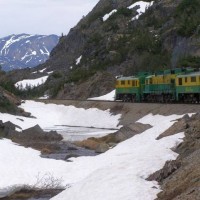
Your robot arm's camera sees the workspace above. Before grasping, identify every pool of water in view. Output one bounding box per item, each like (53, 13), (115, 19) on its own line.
(44, 126), (117, 141)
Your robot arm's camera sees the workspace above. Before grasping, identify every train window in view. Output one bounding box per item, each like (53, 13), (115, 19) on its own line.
(132, 80), (135, 86)
(191, 77), (196, 82)
(136, 81), (138, 86)
(121, 80), (125, 85)
(150, 78), (152, 84)
(178, 78), (182, 85)
(128, 80), (130, 85)
(185, 77), (187, 83)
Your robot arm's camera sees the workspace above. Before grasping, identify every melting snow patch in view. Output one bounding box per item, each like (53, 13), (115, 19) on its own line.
(38, 95), (49, 100)
(88, 90), (115, 101)
(128, 1), (154, 20)
(15, 76), (49, 90)
(76, 55), (82, 65)
(47, 71), (54, 74)
(31, 51), (37, 55)
(39, 68), (46, 73)
(103, 9), (117, 21)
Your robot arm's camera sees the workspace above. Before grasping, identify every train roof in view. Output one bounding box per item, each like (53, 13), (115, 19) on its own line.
(117, 76), (139, 80)
(145, 75), (155, 79)
(177, 71), (200, 78)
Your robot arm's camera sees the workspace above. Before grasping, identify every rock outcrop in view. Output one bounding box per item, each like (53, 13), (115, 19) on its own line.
(0, 86), (21, 114)
(75, 122), (151, 152)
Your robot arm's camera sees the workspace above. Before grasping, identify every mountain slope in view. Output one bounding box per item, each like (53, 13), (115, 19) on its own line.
(0, 34), (59, 71)
(2, 0), (200, 100)
(39, 0), (200, 73)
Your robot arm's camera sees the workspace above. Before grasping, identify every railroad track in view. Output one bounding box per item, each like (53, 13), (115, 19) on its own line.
(34, 98), (200, 105)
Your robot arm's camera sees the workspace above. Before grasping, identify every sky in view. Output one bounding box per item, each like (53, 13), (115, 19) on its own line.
(0, 0), (99, 38)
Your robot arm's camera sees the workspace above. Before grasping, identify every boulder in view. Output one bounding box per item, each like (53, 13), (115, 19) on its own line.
(95, 143), (109, 153)
(75, 139), (99, 150)
(0, 120), (19, 138)
(115, 122), (152, 142)
(22, 125), (63, 141)
(157, 115), (190, 140)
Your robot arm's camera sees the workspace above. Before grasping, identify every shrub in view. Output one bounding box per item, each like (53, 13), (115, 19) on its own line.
(176, 0), (200, 36)
(68, 68), (95, 83)
(177, 56), (200, 69)
(115, 8), (132, 17)
(51, 71), (63, 79)
(131, 29), (161, 54)
(0, 95), (17, 114)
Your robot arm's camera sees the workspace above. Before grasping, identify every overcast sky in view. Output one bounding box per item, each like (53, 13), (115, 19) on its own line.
(0, 0), (99, 38)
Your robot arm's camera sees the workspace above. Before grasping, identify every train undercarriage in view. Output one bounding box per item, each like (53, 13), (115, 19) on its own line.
(143, 93), (175, 103)
(178, 93), (200, 103)
(115, 93), (200, 103)
(115, 93), (137, 102)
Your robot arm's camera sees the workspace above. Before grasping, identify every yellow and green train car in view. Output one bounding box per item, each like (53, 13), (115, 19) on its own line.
(115, 76), (141, 102)
(115, 68), (200, 103)
(176, 72), (200, 103)
(143, 73), (176, 102)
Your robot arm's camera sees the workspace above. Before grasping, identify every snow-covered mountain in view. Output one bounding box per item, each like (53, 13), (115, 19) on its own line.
(0, 34), (59, 71)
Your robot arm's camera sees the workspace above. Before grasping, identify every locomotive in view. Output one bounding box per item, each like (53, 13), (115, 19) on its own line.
(115, 68), (200, 103)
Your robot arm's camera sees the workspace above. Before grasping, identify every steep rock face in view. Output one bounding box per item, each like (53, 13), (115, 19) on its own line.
(41, 0), (200, 73)
(0, 34), (59, 71)
(56, 71), (116, 99)
(39, 0), (144, 73)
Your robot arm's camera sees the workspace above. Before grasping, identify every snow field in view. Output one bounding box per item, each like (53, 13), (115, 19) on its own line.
(19, 101), (121, 129)
(0, 100), (121, 131)
(128, 1), (154, 20)
(51, 114), (185, 200)
(0, 113), (187, 200)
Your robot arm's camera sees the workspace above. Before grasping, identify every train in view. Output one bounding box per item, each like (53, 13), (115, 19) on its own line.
(115, 68), (200, 103)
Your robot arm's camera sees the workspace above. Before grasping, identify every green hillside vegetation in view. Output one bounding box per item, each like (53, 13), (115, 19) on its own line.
(176, 0), (200, 36)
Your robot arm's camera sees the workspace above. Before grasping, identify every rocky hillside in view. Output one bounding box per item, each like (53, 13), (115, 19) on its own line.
(2, 0), (200, 99)
(148, 113), (200, 200)
(0, 34), (59, 71)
